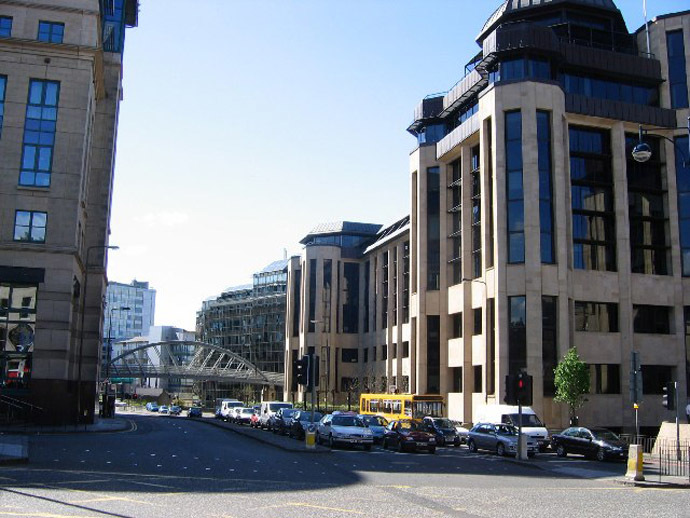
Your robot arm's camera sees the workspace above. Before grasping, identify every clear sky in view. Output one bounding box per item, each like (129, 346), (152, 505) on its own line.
(107, 0), (690, 331)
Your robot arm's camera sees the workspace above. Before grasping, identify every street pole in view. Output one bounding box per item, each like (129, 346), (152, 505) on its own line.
(517, 400), (523, 460)
(675, 381), (681, 461)
(310, 353), (316, 425)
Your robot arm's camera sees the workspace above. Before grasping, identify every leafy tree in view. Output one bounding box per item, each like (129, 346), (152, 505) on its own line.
(554, 347), (590, 425)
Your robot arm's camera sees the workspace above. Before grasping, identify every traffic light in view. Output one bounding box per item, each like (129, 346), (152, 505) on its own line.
(662, 381), (676, 410)
(504, 373), (533, 406)
(295, 356), (309, 386)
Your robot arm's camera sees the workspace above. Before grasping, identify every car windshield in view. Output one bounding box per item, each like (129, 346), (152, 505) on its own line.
(399, 420), (428, 432)
(505, 413), (543, 427)
(362, 415), (388, 427)
(332, 416), (364, 427)
(592, 429), (620, 441)
(241, 409), (253, 415)
(269, 403), (292, 411)
(433, 418), (455, 429)
(300, 412), (323, 422)
(496, 424), (518, 436)
(282, 409), (297, 418)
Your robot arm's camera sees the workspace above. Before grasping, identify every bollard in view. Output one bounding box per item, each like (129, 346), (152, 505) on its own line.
(518, 434), (529, 460)
(625, 444), (645, 481)
(305, 425), (316, 450)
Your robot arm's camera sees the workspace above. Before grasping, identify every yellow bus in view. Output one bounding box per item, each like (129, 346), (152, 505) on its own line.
(359, 393), (444, 421)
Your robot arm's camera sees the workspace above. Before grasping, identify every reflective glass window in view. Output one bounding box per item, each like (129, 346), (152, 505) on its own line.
(37, 21), (64, 43)
(667, 31), (689, 109)
(0, 17), (12, 37)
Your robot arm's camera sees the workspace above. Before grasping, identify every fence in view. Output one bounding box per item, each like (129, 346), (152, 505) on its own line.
(620, 434), (690, 481)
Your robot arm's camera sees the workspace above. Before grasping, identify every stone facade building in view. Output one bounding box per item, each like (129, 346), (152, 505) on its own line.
(0, 0), (138, 424)
(285, 0), (690, 434)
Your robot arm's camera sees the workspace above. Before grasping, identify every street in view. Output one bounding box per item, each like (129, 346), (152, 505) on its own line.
(0, 413), (688, 518)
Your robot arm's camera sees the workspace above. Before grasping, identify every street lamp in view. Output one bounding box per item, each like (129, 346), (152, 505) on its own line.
(632, 117), (690, 166)
(76, 244), (119, 424)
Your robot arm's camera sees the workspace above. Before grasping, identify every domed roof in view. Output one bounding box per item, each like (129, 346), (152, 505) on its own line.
(479, 0), (621, 41)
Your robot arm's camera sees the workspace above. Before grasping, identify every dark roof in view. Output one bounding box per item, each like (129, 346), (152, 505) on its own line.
(479, 0), (620, 41)
(300, 221), (382, 244)
(258, 259), (289, 274)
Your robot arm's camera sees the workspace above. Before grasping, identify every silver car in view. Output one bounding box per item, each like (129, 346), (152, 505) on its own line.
(317, 413), (374, 450)
(467, 423), (538, 457)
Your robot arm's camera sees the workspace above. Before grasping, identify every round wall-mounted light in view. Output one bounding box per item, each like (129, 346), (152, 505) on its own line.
(632, 142), (652, 163)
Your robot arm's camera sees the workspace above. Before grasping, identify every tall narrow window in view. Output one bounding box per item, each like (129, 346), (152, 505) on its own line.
(323, 259), (332, 332)
(427, 316), (440, 393)
(667, 30), (689, 109)
(448, 159), (462, 284)
(402, 241), (410, 323)
(506, 111), (524, 263)
(19, 80), (60, 187)
(382, 252), (388, 328)
(0, 75), (6, 138)
(13, 211), (47, 243)
(342, 263), (359, 334)
(542, 296), (557, 396)
(487, 298), (495, 395)
(427, 167), (441, 290)
(373, 256), (377, 331)
(291, 270), (301, 337)
(392, 248), (398, 326)
(0, 16), (12, 37)
(363, 260), (370, 333)
(486, 121), (495, 268)
(37, 21), (64, 43)
(676, 136), (690, 276)
(471, 145), (482, 277)
(508, 296), (526, 375)
(537, 111), (555, 263)
(685, 308), (690, 395)
(570, 126), (616, 271)
(626, 134), (669, 275)
(307, 259), (316, 333)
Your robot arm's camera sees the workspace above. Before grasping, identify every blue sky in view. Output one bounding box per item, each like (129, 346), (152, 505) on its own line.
(107, 0), (690, 330)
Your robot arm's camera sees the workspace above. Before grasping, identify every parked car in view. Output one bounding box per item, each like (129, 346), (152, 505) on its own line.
(317, 412), (374, 450)
(383, 419), (436, 453)
(358, 414), (389, 444)
(187, 407), (202, 418)
(169, 405), (182, 416)
(146, 402), (159, 412)
(159, 405), (169, 414)
(270, 408), (298, 434)
(289, 410), (323, 439)
(235, 407), (255, 425)
(467, 423), (538, 457)
(259, 401), (293, 429)
(423, 417), (461, 447)
(551, 427), (628, 462)
(475, 405), (550, 451)
(451, 420), (471, 444)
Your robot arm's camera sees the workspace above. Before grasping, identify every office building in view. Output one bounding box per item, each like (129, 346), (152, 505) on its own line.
(286, 0), (690, 433)
(0, 0), (138, 424)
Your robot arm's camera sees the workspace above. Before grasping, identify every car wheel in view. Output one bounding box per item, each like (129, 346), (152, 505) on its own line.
(397, 440), (405, 453)
(383, 438), (389, 449)
(328, 435), (334, 448)
(497, 443), (506, 457)
(556, 444), (567, 457)
(468, 440), (477, 453)
(596, 448), (606, 462)
(316, 434), (321, 445)
(454, 441), (460, 448)
(429, 447), (436, 454)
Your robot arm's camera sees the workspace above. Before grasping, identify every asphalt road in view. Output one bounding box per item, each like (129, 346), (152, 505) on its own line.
(0, 413), (688, 518)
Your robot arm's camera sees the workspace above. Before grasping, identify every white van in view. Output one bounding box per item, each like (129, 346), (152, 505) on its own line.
(216, 399), (243, 421)
(259, 401), (293, 429)
(475, 405), (549, 451)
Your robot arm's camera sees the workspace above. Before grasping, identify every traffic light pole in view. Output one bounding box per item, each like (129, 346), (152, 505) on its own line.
(311, 354), (316, 426)
(517, 400), (523, 460)
(675, 381), (680, 462)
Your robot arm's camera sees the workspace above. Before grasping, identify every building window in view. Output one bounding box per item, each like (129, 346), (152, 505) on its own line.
(364, 260), (370, 333)
(569, 126), (616, 271)
(402, 341), (409, 358)
(427, 167), (441, 290)
(667, 31), (689, 109)
(561, 73), (658, 106)
(341, 348), (358, 363)
(471, 146), (482, 277)
(509, 296), (526, 375)
(427, 316), (440, 393)
(453, 367), (463, 392)
(0, 16), (12, 37)
(542, 296), (557, 396)
(574, 302), (618, 332)
(451, 313), (462, 339)
(589, 364), (621, 394)
(676, 136), (690, 276)
(487, 298), (496, 395)
(402, 242), (410, 323)
(473, 308), (482, 335)
(307, 259), (316, 333)
(392, 248), (398, 326)
(19, 80), (60, 187)
(323, 260), (332, 333)
(486, 119), (494, 269)
(538, 111), (555, 263)
(392, 343), (397, 359)
(38, 21), (64, 43)
(473, 365), (483, 393)
(449, 158), (462, 284)
(633, 305), (671, 334)
(382, 252), (388, 328)
(0, 75), (6, 138)
(685, 308), (690, 396)
(381, 344), (387, 361)
(626, 134), (669, 275)
(0, 283), (37, 389)
(13, 211), (47, 243)
(506, 111), (524, 263)
(291, 270), (300, 338)
(371, 346), (376, 362)
(642, 365), (673, 394)
(363, 348), (368, 363)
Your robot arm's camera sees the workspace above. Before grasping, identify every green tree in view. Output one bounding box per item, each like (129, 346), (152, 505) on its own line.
(554, 347), (590, 425)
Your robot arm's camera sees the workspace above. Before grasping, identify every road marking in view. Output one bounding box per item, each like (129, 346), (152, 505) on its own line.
(71, 495), (155, 506)
(0, 512), (103, 518)
(264, 503), (365, 515)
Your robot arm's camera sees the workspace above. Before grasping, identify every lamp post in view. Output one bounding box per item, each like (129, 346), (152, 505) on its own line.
(631, 117), (690, 166)
(76, 244), (118, 424)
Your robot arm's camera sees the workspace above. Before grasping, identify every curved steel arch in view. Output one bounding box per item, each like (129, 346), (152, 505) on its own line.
(108, 340), (283, 386)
